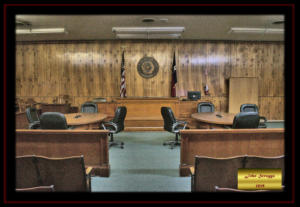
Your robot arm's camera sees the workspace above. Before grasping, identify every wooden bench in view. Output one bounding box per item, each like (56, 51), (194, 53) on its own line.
(16, 185), (55, 192)
(16, 112), (29, 129)
(16, 155), (92, 192)
(180, 128), (284, 176)
(190, 155), (284, 192)
(16, 129), (110, 177)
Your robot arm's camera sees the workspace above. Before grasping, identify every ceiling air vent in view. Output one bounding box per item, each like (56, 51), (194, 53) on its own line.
(272, 21), (285, 25)
(142, 18), (155, 23)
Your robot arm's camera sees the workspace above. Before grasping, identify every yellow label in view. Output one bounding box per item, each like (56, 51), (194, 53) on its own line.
(238, 169), (282, 190)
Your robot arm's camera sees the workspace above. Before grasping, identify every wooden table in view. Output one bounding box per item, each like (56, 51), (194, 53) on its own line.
(64, 113), (107, 130)
(191, 112), (236, 129)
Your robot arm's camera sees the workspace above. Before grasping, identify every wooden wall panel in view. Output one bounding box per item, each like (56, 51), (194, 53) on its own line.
(15, 40), (284, 120)
(231, 42), (261, 78)
(229, 77), (259, 114)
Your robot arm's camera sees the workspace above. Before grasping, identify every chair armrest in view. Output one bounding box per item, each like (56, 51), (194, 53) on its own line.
(85, 167), (93, 192)
(189, 167), (195, 176)
(259, 116), (267, 122)
(172, 121), (187, 131)
(67, 126), (76, 130)
(86, 167), (93, 175)
(29, 122), (41, 129)
(102, 122), (118, 132)
(190, 166), (195, 192)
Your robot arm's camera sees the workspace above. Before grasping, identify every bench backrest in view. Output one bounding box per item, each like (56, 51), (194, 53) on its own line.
(16, 155), (41, 189)
(16, 129), (110, 177)
(244, 155), (285, 184)
(194, 155), (245, 192)
(193, 155), (285, 192)
(16, 155), (88, 192)
(180, 128), (284, 177)
(16, 185), (55, 192)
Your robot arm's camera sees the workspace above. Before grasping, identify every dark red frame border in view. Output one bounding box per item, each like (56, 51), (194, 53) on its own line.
(3, 3), (295, 204)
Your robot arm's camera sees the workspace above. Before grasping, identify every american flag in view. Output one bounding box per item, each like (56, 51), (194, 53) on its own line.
(120, 51), (127, 98)
(171, 52), (177, 97)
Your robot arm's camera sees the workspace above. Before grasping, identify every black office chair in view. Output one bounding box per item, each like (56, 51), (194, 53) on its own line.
(80, 102), (98, 113)
(240, 104), (267, 128)
(25, 107), (41, 129)
(197, 102), (215, 113)
(232, 112), (260, 129)
(161, 107), (187, 149)
(102, 107), (127, 149)
(40, 112), (73, 129)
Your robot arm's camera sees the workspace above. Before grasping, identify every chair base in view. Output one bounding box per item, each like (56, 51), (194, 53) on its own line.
(163, 133), (180, 149)
(163, 140), (180, 149)
(109, 140), (124, 149)
(109, 134), (124, 149)
(259, 123), (267, 128)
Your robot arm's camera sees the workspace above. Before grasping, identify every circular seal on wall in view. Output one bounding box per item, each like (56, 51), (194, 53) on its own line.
(137, 56), (159, 79)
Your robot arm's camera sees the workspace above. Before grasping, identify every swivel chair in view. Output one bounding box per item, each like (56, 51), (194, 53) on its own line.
(80, 102), (98, 113)
(232, 112), (260, 129)
(25, 107), (41, 129)
(40, 112), (73, 129)
(197, 102), (215, 113)
(102, 106), (127, 149)
(161, 107), (187, 149)
(240, 104), (267, 128)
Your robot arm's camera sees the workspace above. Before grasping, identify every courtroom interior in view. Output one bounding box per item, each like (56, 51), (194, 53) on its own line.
(14, 14), (286, 193)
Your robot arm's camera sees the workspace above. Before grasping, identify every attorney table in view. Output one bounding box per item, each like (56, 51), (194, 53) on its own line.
(64, 113), (107, 130)
(191, 112), (236, 129)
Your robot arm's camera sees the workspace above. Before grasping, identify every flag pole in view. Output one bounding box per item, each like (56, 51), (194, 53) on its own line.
(120, 50), (127, 98)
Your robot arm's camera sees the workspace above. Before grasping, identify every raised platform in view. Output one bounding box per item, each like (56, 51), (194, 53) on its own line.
(98, 97), (205, 131)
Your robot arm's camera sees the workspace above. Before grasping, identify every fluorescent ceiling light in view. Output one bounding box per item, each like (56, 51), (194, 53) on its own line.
(265, 28), (284, 34)
(113, 27), (184, 39)
(148, 33), (182, 39)
(229, 27), (283, 34)
(16, 28), (66, 34)
(116, 34), (148, 39)
(116, 33), (182, 39)
(112, 27), (185, 33)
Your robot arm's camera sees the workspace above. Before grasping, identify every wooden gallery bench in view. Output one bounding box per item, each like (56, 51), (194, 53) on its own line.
(180, 128), (284, 176)
(16, 129), (110, 177)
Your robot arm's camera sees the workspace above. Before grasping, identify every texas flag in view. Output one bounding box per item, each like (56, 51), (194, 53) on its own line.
(171, 52), (177, 97)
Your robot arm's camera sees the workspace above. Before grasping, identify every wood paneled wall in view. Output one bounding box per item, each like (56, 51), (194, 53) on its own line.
(15, 40), (284, 120)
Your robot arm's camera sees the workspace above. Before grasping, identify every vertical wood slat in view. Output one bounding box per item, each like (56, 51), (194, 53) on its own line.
(15, 40), (284, 120)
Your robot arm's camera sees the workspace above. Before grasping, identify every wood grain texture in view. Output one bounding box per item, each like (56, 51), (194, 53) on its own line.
(15, 40), (284, 120)
(16, 129), (110, 177)
(65, 113), (107, 126)
(180, 128), (284, 176)
(229, 77), (258, 114)
(16, 112), (29, 129)
(191, 112), (235, 125)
